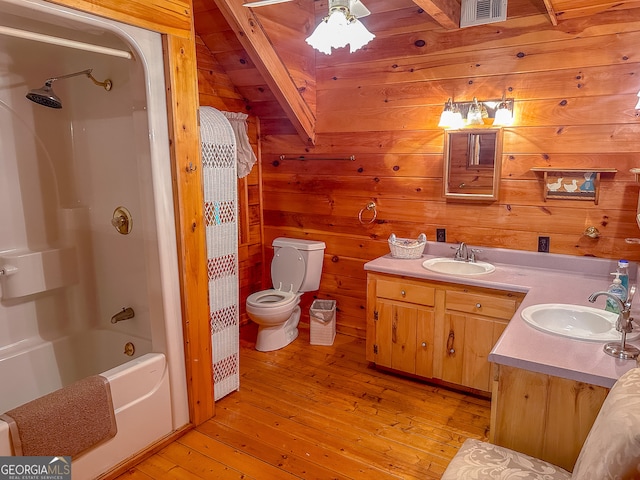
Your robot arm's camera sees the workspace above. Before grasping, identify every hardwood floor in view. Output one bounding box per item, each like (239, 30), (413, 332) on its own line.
(117, 324), (490, 479)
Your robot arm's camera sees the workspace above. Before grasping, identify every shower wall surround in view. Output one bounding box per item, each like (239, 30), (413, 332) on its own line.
(0, 0), (189, 475)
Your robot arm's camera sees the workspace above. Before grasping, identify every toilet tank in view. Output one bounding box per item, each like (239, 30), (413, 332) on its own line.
(272, 237), (326, 292)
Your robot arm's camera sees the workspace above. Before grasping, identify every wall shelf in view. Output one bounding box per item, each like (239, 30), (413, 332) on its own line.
(530, 168), (617, 205)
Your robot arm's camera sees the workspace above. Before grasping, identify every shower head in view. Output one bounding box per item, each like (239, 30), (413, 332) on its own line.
(26, 68), (112, 109)
(26, 81), (62, 108)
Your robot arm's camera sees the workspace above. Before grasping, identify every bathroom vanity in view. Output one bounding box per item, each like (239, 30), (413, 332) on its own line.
(367, 273), (524, 393)
(364, 243), (639, 471)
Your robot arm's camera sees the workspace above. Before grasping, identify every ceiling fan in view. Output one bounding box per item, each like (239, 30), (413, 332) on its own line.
(242, 0), (374, 54)
(242, 0), (372, 19)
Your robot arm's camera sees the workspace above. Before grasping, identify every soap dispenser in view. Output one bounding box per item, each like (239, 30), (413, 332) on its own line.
(617, 259), (630, 292)
(605, 272), (627, 314)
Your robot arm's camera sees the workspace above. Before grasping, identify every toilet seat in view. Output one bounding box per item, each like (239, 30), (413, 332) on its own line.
(246, 246), (306, 309)
(246, 289), (297, 308)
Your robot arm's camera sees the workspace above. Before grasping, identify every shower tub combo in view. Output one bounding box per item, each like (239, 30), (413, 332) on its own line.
(0, 0), (189, 477)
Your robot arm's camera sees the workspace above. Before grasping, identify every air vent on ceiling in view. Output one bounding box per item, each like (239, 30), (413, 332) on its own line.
(460, 0), (507, 28)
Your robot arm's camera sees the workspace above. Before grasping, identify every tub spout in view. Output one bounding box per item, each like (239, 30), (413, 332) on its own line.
(111, 307), (135, 324)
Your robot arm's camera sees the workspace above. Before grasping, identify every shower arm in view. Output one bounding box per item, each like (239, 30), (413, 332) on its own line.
(45, 69), (112, 91)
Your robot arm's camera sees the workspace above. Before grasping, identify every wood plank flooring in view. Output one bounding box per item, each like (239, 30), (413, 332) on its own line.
(116, 324), (490, 479)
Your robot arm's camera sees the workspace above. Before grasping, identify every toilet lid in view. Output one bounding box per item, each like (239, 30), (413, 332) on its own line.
(272, 246), (305, 292)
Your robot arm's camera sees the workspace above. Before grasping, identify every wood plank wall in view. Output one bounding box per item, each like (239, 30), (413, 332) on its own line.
(196, 34), (266, 325)
(258, 5), (640, 339)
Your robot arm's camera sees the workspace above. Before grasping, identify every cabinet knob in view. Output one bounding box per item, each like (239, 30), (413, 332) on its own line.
(422, 342), (427, 348)
(476, 303), (482, 309)
(401, 290), (406, 297)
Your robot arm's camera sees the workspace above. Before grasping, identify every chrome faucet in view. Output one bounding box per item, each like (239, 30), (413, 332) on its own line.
(111, 307), (135, 324)
(452, 242), (481, 263)
(453, 242), (468, 261)
(589, 285), (639, 360)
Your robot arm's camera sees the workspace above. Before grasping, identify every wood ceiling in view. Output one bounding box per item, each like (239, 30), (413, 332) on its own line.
(194, 0), (640, 143)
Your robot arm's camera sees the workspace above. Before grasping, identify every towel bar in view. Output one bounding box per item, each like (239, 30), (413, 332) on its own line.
(279, 155), (355, 161)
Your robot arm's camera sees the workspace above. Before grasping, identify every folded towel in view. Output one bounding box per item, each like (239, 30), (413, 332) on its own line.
(0, 374), (117, 458)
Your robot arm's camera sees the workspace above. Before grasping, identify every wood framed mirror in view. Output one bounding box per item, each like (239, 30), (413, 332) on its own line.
(443, 129), (503, 201)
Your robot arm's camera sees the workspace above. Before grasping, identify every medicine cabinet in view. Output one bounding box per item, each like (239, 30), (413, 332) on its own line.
(443, 129), (503, 201)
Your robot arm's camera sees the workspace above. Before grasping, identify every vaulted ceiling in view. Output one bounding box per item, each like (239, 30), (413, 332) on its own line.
(193, 0), (640, 144)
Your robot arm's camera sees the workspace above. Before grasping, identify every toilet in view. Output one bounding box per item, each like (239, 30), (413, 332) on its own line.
(246, 237), (326, 351)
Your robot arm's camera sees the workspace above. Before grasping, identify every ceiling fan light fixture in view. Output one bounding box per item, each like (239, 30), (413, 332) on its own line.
(305, 0), (375, 55)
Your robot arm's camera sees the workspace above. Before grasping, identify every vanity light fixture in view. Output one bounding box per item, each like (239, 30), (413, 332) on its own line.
(438, 98), (455, 127)
(438, 96), (515, 128)
(305, 0), (375, 55)
(438, 98), (464, 129)
(493, 94), (514, 126)
(466, 97), (484, 125)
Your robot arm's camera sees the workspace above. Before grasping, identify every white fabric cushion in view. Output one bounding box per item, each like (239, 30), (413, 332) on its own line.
(441, 438), (571, 480)
(571, 367), (640, 479)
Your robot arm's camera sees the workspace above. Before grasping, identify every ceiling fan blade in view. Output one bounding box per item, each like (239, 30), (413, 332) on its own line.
(243, 0), (293, 7)
(350, 0), (371, 18)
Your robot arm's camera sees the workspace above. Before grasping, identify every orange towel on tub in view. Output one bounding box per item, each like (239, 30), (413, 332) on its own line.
(0, 374), (117, 458)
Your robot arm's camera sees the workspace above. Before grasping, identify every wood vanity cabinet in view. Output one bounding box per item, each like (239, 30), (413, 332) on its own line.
(366, 272), (524, 394)
(372, 277), (436, 378)
(441, 287), (521, 392)
(491, 364), (609, 471)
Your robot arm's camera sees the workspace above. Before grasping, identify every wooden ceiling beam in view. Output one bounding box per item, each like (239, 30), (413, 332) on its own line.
(412, 0), (461, 29)
(542, 0), (559, 25)
(213, 0), (316, 144)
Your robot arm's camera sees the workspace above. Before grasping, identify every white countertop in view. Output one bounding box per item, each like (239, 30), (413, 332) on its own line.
(364, 241), (639, 388)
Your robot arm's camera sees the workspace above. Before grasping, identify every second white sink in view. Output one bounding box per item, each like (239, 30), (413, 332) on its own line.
(521, 303), (640, 342)
(422, 257), (495, 276)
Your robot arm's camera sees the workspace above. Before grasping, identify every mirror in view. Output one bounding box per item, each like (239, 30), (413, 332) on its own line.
(443, 129), (503, 201)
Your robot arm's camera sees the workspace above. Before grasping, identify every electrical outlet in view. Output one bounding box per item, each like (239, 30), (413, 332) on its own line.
(538, 236), (550, 253)
(436, 229), (446, 242)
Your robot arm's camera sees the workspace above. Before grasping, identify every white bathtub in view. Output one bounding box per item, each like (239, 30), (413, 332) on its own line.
(0, 330), (171, 479)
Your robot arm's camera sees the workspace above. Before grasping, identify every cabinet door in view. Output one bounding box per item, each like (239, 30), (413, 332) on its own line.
(492, 365), (608, 471)
(463, 315), (506, 392)
(375, 299), (416, 373)
(441, 312), (466, 385)
(415, 307), (435, 378)
(441, 312), (507, 392)
(375, 298), (434, 376)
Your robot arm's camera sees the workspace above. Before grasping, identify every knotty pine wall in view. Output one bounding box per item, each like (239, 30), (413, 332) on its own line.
(196, 36), (265, 326)
(259, 7), (640, 338)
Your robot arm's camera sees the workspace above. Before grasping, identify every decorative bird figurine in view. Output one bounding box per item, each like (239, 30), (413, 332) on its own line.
(547, 177), (563, 191)
(563, 179), (578, 192)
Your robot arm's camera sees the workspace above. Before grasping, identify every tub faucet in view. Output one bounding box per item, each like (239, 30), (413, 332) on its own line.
(589, 285), (639, 360)
(111, 307), (135, 324)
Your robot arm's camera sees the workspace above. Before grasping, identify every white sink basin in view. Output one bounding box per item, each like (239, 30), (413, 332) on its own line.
(422, 258), (495, 276)
(521, 303), (640, 342)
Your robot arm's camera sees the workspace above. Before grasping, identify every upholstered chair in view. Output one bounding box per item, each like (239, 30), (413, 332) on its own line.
(441, 367), (640, 479)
